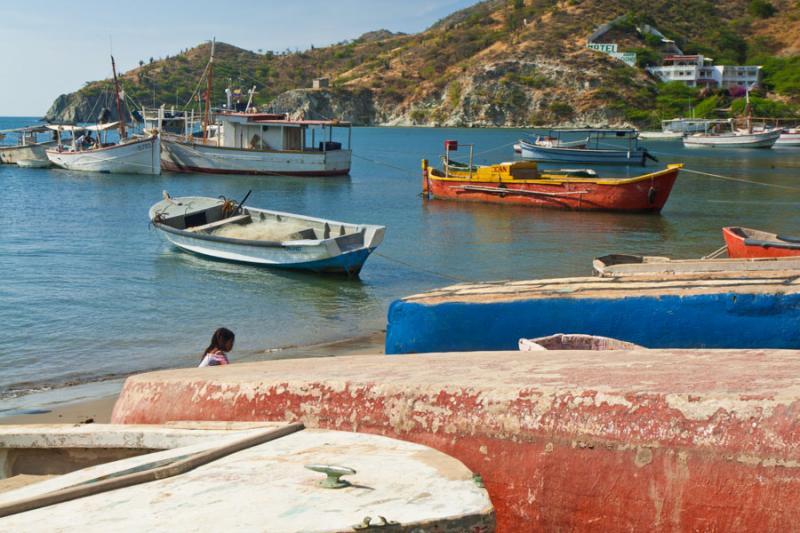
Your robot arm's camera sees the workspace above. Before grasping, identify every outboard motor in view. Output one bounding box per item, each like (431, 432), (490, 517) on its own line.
(97, 107), (112, 124)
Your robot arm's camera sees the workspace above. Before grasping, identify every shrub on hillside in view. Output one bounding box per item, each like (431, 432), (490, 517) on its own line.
(748, 0), (776, 18)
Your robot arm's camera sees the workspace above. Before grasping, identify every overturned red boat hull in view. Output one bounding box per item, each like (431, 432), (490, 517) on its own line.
(112, 349), (800, 532)
(723, 226), (800, 258)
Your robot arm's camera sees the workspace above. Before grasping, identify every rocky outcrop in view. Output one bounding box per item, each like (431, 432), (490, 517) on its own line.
(269, 88), (378, 125)
(45, 92), (128, 124)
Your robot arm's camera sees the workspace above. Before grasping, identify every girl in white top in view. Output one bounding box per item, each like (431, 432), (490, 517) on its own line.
(199, 327), (235, 367)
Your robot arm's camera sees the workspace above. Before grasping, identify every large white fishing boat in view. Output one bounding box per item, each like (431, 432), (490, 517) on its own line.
(45, 56), (161, 175)
(159, 113), (351, 176)
(0, 126), (56, 165)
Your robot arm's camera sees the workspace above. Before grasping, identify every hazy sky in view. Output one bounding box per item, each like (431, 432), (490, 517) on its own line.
(0, 0), (476, 116)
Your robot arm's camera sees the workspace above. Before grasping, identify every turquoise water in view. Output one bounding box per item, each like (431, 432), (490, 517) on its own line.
(2, 116), (800, 402)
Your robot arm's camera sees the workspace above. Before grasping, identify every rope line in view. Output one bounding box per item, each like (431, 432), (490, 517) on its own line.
(681, 168), (800, 191)
(373, 252), (472, 283)
(351, 152), (417, 177)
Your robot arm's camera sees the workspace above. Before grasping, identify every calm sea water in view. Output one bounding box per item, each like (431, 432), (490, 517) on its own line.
(2, 116), (799, 404)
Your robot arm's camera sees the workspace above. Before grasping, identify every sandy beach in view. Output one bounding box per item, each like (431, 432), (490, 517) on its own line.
(0, 331), (385, 426)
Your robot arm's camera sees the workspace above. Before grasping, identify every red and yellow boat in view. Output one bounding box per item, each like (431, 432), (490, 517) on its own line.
(723, 226), (800, 258)
(422, 151), (681, 213)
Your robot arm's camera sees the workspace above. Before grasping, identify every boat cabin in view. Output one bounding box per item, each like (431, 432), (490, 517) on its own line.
(0, 126), (52, 147)
(545, 128), (642, 150)
(214, 113), (351, 153)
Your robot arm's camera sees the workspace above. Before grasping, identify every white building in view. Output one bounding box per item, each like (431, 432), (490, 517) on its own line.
(647, 55), (760, 89)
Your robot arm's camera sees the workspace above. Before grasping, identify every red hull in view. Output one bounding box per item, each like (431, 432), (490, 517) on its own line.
(427, 168), (679, 212)
(723, 226), (800, 259)
(112, 349), (800, 532)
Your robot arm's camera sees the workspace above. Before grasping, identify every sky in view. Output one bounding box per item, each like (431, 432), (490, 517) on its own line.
(0, 0), (477, 116)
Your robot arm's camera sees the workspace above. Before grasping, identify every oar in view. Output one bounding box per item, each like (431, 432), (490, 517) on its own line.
(644, 150), (659, 163)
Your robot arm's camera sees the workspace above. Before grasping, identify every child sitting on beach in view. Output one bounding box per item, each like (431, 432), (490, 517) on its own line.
(199, 328), (235, 367)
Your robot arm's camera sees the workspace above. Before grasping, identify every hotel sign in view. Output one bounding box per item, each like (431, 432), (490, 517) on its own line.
(588, 43), (636, 67)
(588, 43), (617, 53)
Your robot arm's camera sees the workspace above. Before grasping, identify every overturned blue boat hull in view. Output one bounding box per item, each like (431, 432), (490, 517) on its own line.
(386, 275), (800, 354)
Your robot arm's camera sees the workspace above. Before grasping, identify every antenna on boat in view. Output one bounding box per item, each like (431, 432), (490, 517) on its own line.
(203, 38), (215, 142)
(111, 54), (127, 141)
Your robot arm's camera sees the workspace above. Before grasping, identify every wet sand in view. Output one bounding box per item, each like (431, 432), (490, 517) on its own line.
(0, 331), (385, 425)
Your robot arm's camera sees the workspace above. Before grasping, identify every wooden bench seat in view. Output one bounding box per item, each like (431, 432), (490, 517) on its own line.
(187, 214), (251, 232)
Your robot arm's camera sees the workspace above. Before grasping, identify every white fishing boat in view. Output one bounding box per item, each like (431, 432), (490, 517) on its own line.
(513, 136), (586, 153)
(637, 130), (684, 140)
(775, 128), (800, 147)
(46, 127), (160, 174)
(149, 193), (385, 276)
(519, 129), (656, 165)
(0, 126), (56, 165)
(0, 423), (494, 531)
(683, 121), (780, 149)
(154, 40), (351, 176)
(46, 56), (161, 175)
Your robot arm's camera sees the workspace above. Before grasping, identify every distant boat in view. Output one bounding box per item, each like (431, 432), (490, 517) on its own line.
(45, 55), (161, 175)
(637, 130), (684, 140)
(773, 127), (800, 147)
(683, 121), (781, 149)
(149, 193), (385, 275)
(723, 226), (800, 259)
(513, 136), (586, 153)
(0, 126), (56, 165)
(423, 144), (681, 212)
(519, 129), (656, 165)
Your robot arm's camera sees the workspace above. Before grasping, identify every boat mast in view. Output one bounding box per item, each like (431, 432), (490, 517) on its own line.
(203, 38), (215, 142)
(111, 55), (127, 141)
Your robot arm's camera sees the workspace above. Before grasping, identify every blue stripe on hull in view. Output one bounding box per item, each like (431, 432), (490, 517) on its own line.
(385, 293), (800, 354)
(178, 247), (375, 276)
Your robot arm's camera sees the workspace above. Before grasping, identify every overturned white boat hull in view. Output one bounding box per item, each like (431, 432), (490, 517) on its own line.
(0, 423), (494, 532)
(46, 135), (161, 175)
(161, 136), (351, 176)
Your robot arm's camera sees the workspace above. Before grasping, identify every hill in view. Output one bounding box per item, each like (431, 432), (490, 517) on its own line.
(46, 0), (800, 127)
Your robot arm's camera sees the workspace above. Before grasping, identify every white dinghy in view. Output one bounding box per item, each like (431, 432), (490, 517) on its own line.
(150, 192), (385, 276)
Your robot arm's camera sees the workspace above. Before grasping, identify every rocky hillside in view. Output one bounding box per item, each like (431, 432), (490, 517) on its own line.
(46, 0), (800, 127)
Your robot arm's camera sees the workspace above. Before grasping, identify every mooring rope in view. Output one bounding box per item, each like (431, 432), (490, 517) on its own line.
(373, 252), (472, 283)
(681, 167), (800, 192)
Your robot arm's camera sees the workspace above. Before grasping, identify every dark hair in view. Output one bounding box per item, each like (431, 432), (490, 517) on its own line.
(203, 327), (235, 358)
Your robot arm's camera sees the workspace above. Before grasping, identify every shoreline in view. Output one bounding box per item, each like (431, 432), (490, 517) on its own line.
(0, 330), (385, 425)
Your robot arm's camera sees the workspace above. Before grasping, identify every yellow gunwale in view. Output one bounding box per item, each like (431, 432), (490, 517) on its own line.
(430, 164), (683, 186)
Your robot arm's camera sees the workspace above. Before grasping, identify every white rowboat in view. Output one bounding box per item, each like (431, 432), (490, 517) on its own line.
(150, 194), (384, 275)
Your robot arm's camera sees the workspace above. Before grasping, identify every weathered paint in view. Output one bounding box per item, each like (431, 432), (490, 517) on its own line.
(385, 274), (800, 353)
(112, 349), (800, 532)
(0, 427), (493, 532)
